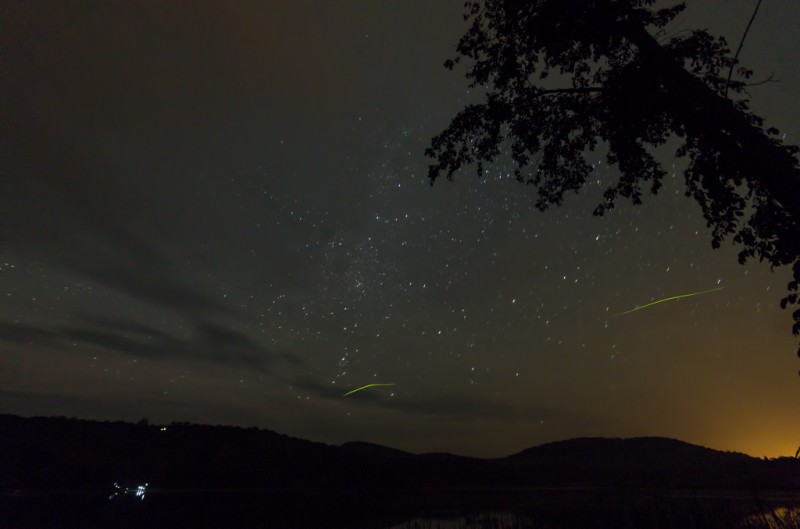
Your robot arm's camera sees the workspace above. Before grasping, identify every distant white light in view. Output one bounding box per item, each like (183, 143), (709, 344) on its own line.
(109, 482), (149, 501)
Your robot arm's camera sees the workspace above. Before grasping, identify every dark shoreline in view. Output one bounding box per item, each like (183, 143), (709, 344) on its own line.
(4, 414), (800, 529)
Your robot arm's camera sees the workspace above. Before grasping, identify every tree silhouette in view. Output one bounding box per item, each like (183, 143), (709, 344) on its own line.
(426, 0), (800, 360)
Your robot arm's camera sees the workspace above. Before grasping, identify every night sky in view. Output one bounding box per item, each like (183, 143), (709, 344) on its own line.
(3, 1), (799, 458)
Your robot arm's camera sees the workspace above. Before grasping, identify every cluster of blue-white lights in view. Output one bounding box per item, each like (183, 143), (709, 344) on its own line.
(108, 482), (148, 501)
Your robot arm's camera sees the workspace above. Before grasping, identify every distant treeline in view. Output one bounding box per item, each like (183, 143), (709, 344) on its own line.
(2, 414), (799, 492)
(0, 414), (501, 491)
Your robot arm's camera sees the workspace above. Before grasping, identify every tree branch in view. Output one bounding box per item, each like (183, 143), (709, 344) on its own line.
(745, 72), (779, 87)
(623, 22), (800, 225)
(535, 88), (604, 95)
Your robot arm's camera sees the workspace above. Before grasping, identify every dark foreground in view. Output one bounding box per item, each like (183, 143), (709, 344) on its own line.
(3, 487), (800, 529)
(3, 415), (800, 528)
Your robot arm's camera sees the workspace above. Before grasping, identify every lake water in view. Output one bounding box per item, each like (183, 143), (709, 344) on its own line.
(3, 488), (799, 529)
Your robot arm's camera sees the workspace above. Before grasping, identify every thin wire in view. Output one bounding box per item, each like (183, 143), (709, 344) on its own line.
(724, 0), (763, 99)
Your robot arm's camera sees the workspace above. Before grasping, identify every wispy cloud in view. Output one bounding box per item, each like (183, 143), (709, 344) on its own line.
(0, 317), (302, 373)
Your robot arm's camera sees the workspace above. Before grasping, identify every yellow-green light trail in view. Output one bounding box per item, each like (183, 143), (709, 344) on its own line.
(343, 383), (396, 397)
(614, 287), (724, 316)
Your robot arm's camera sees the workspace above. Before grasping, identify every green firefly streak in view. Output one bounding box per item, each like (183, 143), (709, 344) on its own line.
(614, 287), (724, 316)
(343, 383), (396, 397)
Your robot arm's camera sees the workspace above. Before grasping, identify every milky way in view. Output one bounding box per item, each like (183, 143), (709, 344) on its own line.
(2, 1), (799, 458)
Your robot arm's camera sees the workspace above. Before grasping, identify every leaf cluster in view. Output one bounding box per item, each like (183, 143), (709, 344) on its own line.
(427, 0), (800, 356)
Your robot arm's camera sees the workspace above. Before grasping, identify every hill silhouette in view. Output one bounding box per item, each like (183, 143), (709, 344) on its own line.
(2, 414), (799, 493)
(502, 436), (787, 488)
(339, 441), (413, 458)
